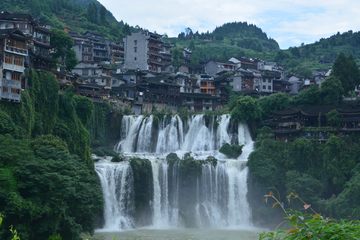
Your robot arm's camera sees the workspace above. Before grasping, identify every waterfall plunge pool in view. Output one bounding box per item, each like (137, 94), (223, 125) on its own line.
(83, 228), (265, 240)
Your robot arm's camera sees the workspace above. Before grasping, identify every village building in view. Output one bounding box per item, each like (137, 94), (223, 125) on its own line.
(266, 104), (360, 142)
(205, 59), (237, 77)
(29, 25), (55, 71)
(124, 31), (172, 73)
(0, 28), (31, 102)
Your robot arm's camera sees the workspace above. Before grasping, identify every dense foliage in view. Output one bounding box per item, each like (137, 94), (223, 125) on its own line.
(0, 0), (137, 42)
(247, 133), (360, 224)
(0, 134), (103, 240)
(0, 69), (103, 239)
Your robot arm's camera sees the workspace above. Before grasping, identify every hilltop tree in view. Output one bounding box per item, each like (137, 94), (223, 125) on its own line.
(122, 23), (131, 36)
(99, 5), (109, 26)
(332, 52), (360, 93)
(87, 2), (98, 24)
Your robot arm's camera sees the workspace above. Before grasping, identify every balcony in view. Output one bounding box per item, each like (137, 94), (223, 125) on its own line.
(5, 46), (28, 56)
(1, 91), (21, 102)
(3, 63), (25, 73)
(75, 89), (107, 97)
(34, 37), (50, 45)
(2, 79), (21, 89)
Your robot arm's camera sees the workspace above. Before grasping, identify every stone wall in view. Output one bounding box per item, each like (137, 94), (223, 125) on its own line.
(142, 102), (178, 114)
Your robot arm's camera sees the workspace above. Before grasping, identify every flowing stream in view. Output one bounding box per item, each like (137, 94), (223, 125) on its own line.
(95, 114), (254, 232)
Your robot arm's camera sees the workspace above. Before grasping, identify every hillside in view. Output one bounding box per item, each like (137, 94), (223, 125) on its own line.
(171, 22), (360, 74)
(0, 0), (136, 41)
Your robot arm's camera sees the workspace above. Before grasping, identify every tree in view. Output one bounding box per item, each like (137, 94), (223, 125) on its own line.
(188, 41), (195, 51)
(332, 52), (360, 93)
(259, 92), (290, 116)
(320, 76), (344, 105)
(86, 2), (97, 24)
(292, 84), (321, 107)
(51, 29), (78, 72)
(172, 47), (182, 69)
(122, 23), (131, 36)
(231, 96), (261, 123)
(99, 5), (109, 26)
(295, 66), (313, 79)
(326, 109), (341, 126)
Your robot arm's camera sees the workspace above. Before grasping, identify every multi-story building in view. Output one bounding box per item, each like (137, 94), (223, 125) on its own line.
(205, 59), (237, 77)
(30, 25), (55, 71)
(0, 11), (35, 34)
(124, 31), (172, 72)
(109, 41), (124, 64)
(0, 28), (31, 102)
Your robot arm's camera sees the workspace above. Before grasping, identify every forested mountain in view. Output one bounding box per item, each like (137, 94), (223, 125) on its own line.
(172, 22), (360, 74)
(170, 22), (280, 64)
(0, 0), (136, 41)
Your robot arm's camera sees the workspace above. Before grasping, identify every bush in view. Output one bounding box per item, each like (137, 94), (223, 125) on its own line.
(219, 142), (243, 158)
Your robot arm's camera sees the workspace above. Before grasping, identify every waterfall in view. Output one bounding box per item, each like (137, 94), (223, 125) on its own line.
(97, 114), (254, 230)
(150, 160), (170, 228)
(95, 161), (134, 230)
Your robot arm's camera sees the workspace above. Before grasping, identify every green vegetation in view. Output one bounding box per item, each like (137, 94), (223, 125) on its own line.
(0, 0), (137, 42)
(51, 29), (78, 72)
(219, 142), (243, 159)
(0, 69), (104, 239)
(247, 133), (360, 227)
(260, 191), (360, 239)
(0, 135), (103, 240)
(332, 52), (360, 93)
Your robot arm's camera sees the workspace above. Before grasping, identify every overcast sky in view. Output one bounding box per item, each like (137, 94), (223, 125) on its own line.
(97, 0), (360, 49)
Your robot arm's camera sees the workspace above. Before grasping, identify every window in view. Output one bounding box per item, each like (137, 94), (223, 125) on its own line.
(263, 85), (266, 89)
(82, 69), (89, 75)
(3, 71), (6, 79)
(134, 47), (137, 52)
(102, 79), (104, 83)
(11, 72), (21, 81)
(268, 86), (271, 90)
(5, 53), (12, 64)
(268, 79), (271, 83)
(134, 57), (137, 61)
(3, 87), (8, 92)
(14, 56), (23, 66)
(263, 79), (266, 82)
(11, 88), (20, 94)
(134, 40), (137, 45)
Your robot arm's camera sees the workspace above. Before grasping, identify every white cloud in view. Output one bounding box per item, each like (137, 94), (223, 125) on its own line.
(98, 0), (360, 49)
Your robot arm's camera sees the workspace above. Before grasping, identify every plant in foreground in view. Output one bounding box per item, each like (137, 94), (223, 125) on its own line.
(260, 192), (360, 239)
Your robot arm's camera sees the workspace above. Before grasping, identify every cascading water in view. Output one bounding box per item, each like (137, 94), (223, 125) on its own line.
(98, 114), (254, 231)
(95, 161), (135, 230)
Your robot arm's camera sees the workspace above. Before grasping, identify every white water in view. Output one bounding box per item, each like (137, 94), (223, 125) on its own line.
(95, 161), (134, 231)
(98, 114), (254, 231)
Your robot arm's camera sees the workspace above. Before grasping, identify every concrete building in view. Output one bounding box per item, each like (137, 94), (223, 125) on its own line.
(0, 29), (31, 102)
(124, 31), (172, 72)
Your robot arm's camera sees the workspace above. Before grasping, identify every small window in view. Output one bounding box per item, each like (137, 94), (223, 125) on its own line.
(263, 79), (266, 82)
(268, 86), (271, 90)
(263, 85), (266, 89)
(268, 79), (271, 83)
(5, 53), (12, 64)
(134, 57), (137, 61)
(11, 88), (20, 94)
(134, 47), (137, 52)
(134, 40), (137, 45)
(3, 87), (8, 92)
(11, 72), (21, 81)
